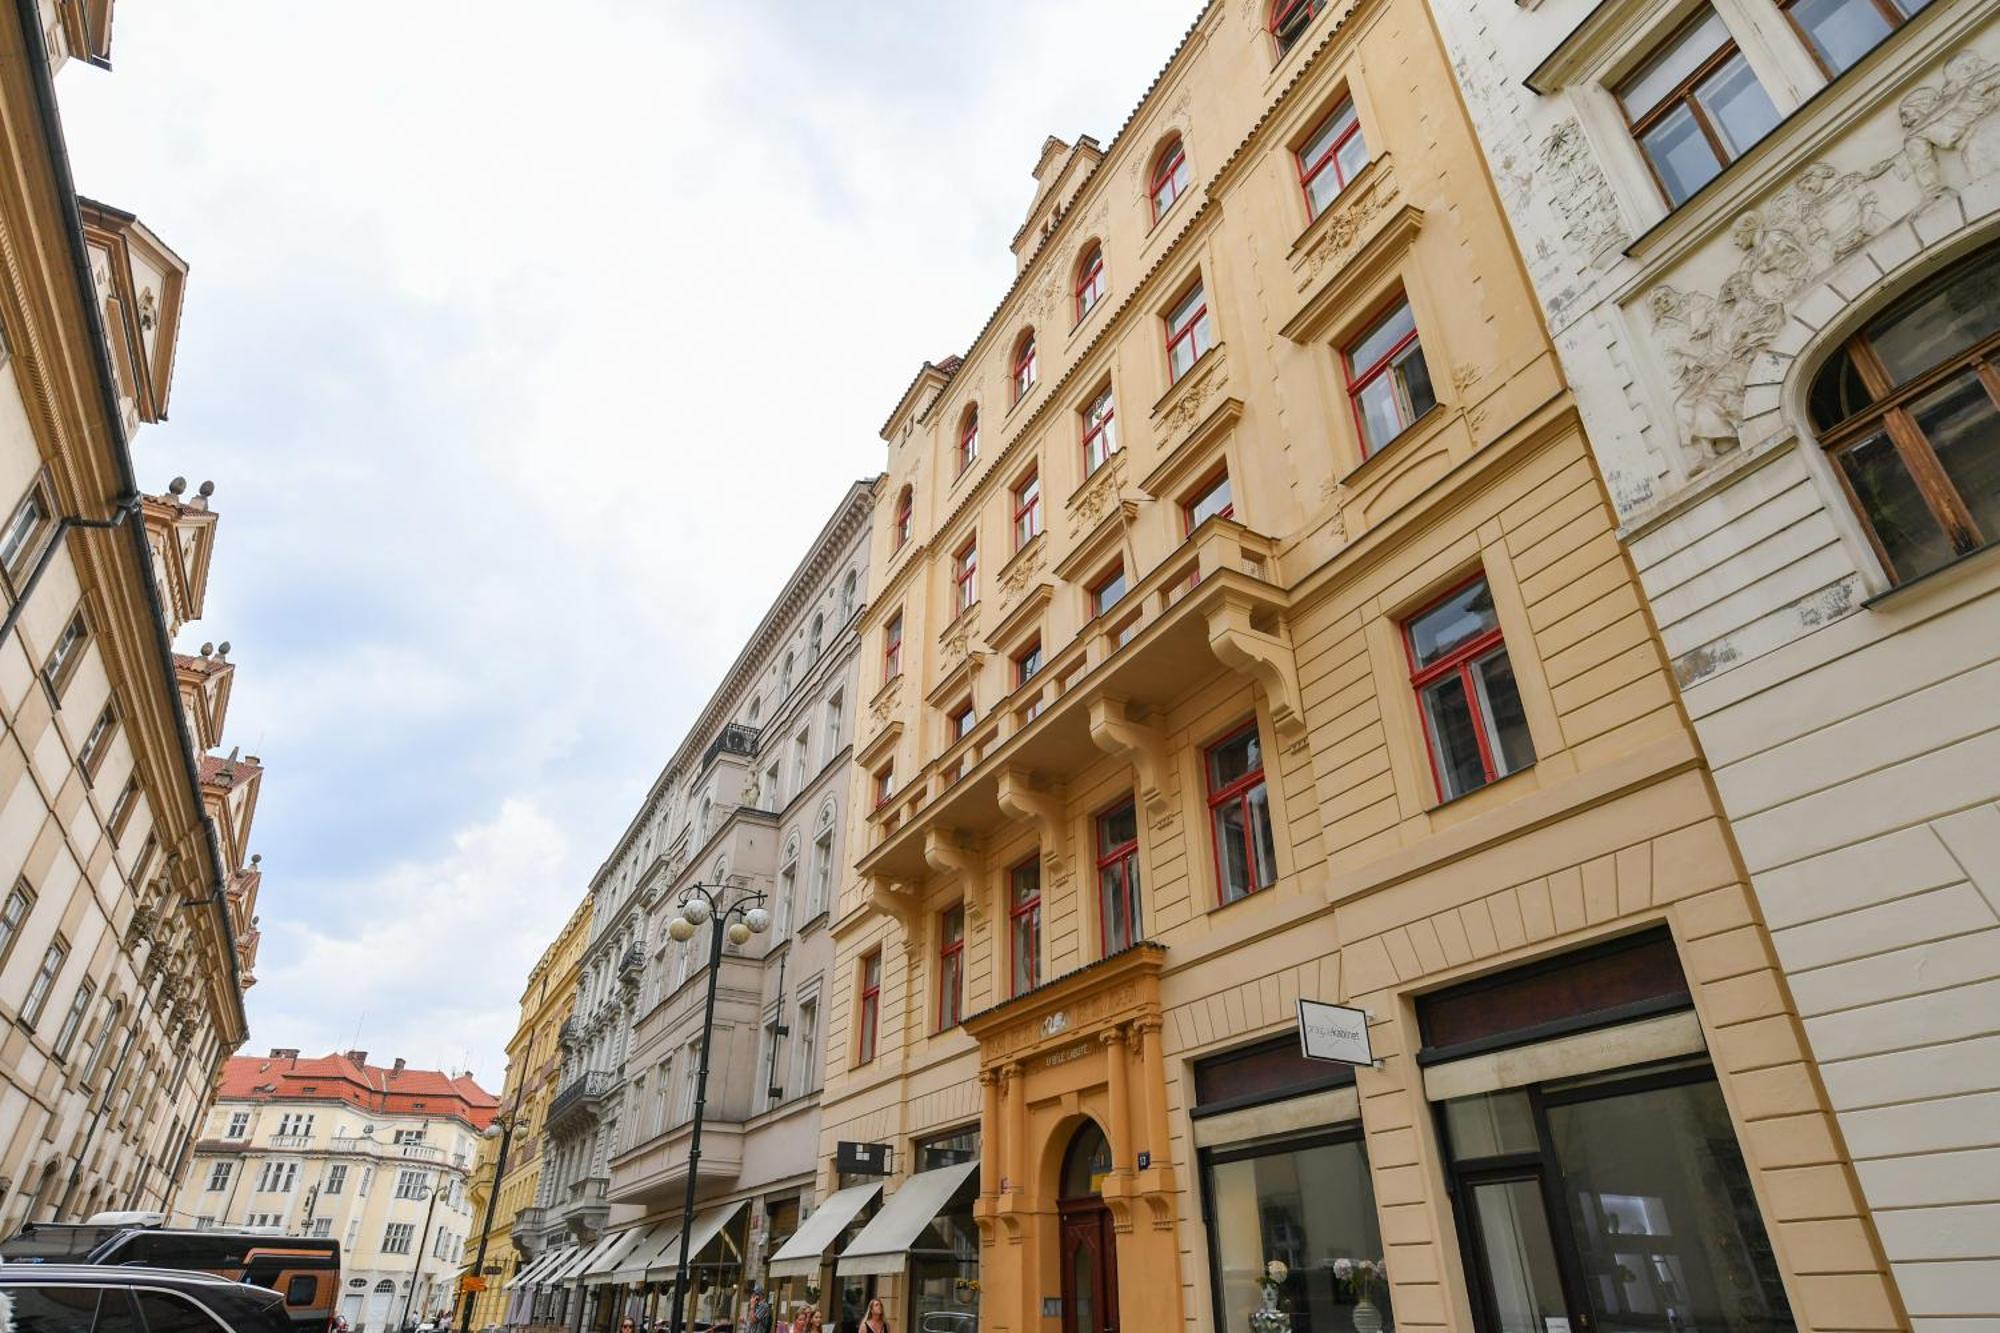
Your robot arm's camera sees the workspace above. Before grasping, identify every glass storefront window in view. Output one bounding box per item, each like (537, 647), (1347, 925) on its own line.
(1204, 1131), (1393, 1333)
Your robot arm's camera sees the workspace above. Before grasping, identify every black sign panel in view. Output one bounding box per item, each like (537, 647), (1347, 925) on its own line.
(836, 1141), (892, 1176)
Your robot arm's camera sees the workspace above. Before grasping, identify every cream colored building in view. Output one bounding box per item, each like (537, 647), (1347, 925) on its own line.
(1426, 0), (1999, 1325)
(0, 0), (264, 1230)
(176, 1051), (496, 1332)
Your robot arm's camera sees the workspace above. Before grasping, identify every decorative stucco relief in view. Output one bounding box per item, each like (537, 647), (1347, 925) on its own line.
(1539, 118), (1630, 264)
(998, 543), (1045, 602)
(1295, 161), (1398, 291)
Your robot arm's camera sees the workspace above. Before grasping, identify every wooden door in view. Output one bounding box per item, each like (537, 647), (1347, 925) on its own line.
(1059, 1202), (1119, 1333)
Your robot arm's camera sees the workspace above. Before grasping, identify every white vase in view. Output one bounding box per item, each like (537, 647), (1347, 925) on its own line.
(1351, 1295), (1384, 1333)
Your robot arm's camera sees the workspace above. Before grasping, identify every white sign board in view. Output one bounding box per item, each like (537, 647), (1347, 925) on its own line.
(1297, 999), (1374, 1066)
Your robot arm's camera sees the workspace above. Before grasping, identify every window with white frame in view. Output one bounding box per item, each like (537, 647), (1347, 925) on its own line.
(206, 1162), (233, 1192)
(226, 1111), (250, 1139)
(793, 998), (820, 1098)
(324, 1164), (348, 1195)
(395, 1169), (429, 1200)
(382, 1223), (415, 1255)
(257, 1161), (298, 1192)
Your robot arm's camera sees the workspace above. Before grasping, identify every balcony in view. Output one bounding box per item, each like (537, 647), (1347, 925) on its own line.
(327, 1136), (445, 1162)
(701, 723), (760, 771)
(607, 1115), (744, 1208)
(268, 1134), (313, 1150)
(544, 1071), (615, 1136)
(558, 1176), (610, 1239)
(617, 942), (645, 986)
(513, 1205), (550, 1237)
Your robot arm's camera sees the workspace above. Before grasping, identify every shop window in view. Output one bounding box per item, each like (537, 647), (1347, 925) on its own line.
(1297, 100), (1368, 219)
(1616, 9), (1781, 207)
(1010, 857), (1041, 995)
(1404, 576), (1535, 802)
(1150, 137), (1190, 222)
(952, 539), (978, 615)
(1271, 0), (1329, 54)
(1807, 242), (2000, 584)
(1091, 564), (1128, 618)
(893, 485), (913, 549)
(1096, 800), (1142, 954)
(917, 1126), (981, 1170)
(1345, 297), (1436, 454)
(1013, 470), (1043, 549)
(1083, 385), (1119, 475)
(1192, 1034), (1353, 1118)
(1207, 723), (1277, 904)
(1782, 0), (1930, 78)
(1013, 330), (1039, 403)
(937, 904), (965, 1030)
(1166, 281), (1214, 383)
(857, 950), (882, 1064)
(1417, 928), (1689, 1061)
(958, 406), (980, 476)
(883, 611), (903, 683)
(1075, 243), (1107, 321)
(1184, 469), (1234, 533)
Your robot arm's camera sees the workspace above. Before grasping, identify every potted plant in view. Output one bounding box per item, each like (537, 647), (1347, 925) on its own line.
(1248, 1259), (1291, 1333)
(1331, 1258), (1388, 1333)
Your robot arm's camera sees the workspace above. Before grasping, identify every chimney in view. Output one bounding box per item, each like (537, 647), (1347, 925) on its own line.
(269, 1047), (299, 1059)
(392, 1057), (406, 1075)
(344, 1050), (367, 1066)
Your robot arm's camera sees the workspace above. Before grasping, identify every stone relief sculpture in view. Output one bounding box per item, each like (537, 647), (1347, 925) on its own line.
(1539, 118), (1630, 262)
(1898, 50), (2000, 200)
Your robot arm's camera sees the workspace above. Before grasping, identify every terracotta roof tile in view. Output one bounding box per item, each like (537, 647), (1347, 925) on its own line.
(215, 1052), (498, 1127)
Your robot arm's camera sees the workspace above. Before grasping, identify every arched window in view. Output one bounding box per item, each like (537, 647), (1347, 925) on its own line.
(958, 407), (980, 475)
(1012, 331), (1039, 402)
(782, 651), (795, 695)
(747, 696), (761, 725)
(1075, 243), (1107, 321)
(893, 485), (913, 549)
(1061, 1121), (1113, 1199)
(809, 613), (824, 660)
(1149, 137), (1190, 222)
(1270, 0), (1328, 54)
(841, 569), (858, 619)
(1807, 243), (2000, 585)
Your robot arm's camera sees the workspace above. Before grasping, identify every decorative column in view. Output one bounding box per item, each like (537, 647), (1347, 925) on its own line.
(1003, 1061), (1027, 1192)
(978, 1068), (1002, 1195)
(1133, 1017), (1171, 1172)
(1101, 1026), (1133, 1173)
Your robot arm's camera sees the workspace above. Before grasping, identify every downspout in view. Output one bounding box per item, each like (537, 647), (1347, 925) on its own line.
(9, 0), (250, 1034)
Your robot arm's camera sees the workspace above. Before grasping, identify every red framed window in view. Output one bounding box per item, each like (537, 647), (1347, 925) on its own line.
(857, 950), (882, 1063)
(1096, 801), (1142, 955)
(1091, 563), (1128, 618)
(1297, 100), (1367, 219)
(1345, 297), (1437, 454)
(1183, 469), (1234, 533)
(1082, 386), (1118, 475)
(958, 408), (980, 475)
(953, 539), (979, 615)
(883, 612), (903, 683)
(1013, 332), (1038, 403)
(1206, 723), (1276, 904)
(937, 904), (966, 1030)
(1075, 244), (1107, 321)
(1012, 471), (1043, 549)
(1166, 283), (1214, 383)
(874, 761), (896, 809)
(1404, 576), (1536, 802)
(1150, 138), (1190, 222)
(893, 486), (913, 549)
(1014, 639), (1043, 687)
(1271, 0), (1328, 53)
(1009, 858), (1041, 995)
(949, 699), (975, 742)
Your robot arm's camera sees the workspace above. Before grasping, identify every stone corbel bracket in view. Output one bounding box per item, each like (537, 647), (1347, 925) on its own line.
(996, 767), (1068, 881)
(1087, 697), (1174, 823)
(924, 827), (985, 923)
(1206, 593), (1304, 742)
(866, 873), (925, 938)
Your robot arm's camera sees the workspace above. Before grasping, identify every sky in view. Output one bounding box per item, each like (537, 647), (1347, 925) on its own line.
(54, 0), (1201, 1092)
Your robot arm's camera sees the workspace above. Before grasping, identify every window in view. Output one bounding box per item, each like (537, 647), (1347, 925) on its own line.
(811, 825), (834, 918)
(1075, 244), (1107, 321)
(395, 1168), (429, 1200)
(1150, 137), (1190, 221)
(748, 696), (762, 725)
(1014, 639), (1044, 687)
(345, 1220), (360, 1250)
(107, 777), (140, 840)
(856, 951), (882, 1064)
(83, 999), (121, 1085)
(1617, 9), (1780, 207)
(1270, 0), (1329, 53)
(793, 730), (811, 791)
(794, 999), (820, 1097)
(1091, 564), (1128, 617)
(382, 1223), (415, 1255)
(22, 939), (66, 1027)
(1808, 243), (2000, 584)
(52, 979), (94, 1059)
(42, 611), (88, 696)
(206, 1161), (233, 1192)
(1013, 470), (1043, 549)
(324, 1164), (348, 1195)
(1297, 100), (1367, 218)
(257, 1161), (298, 1192)
(1207, 724), (1277, 904)
(894, 486), (913, 549)
(1783, 0), (1930, 74)
(1166, 283), (1214, 383)
(958, 408), (980, 475)
(952, 539), (979, 615)
(359, 1167), (373, 1195)
(1097, 801), (1142, 954)
(392, 1129), (426, 1145)
(782, 651), (795, 696)
(1012, 332), (1038, 403)
(0, 880), (31, 966)
(1082, 386), (1118, 475)
(883, 612), (903, 682)
(1009, 858), (1041, 996)
(277, 1112), (315, 1137)
(842, 569), (859, 619)
(1184, 470), (1234, 532)
(310, 1219), (333, 1241)
(0, 482), (50, 581)
(874, 762), (895, 809)
(825, 691), (844, 754)
(1345, 297), (1436, 454)
(77, 703), (118, 779)
(949, 700), (975, 743)
(1405, 576), (1536, 801)
(937, 904), (965, 1030)
(225, 1111), (250, 1139)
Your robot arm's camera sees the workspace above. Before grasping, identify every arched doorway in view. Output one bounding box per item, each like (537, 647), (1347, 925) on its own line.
(1058, 1122), (1118, 1333)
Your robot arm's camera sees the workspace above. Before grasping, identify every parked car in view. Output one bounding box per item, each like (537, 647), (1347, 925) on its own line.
(0, 1262), (297, 1333)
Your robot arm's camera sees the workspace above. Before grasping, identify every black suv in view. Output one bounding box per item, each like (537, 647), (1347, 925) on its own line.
(0, 1264), (295, 1333)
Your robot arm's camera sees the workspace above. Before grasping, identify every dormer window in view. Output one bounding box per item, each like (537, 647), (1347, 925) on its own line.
(1075, 244), (1107, 321)
(1150, 138), (1190, 223)
(1271, 0), (1328, 54)
(1013, 332), (1039, 403)
(958, 407), (980, 476)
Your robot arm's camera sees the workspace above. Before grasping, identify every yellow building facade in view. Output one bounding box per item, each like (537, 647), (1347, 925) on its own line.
(470, 895), (593, 1332)
(811, 4), (1907, 1333)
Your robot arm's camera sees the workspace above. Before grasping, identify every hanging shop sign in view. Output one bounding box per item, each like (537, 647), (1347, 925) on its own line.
(836, 1141), (893, 1176)
(1296, 999), (1374, 1067)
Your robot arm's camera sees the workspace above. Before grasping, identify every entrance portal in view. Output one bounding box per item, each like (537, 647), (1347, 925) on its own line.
(1057, 1123), (1119, 1333)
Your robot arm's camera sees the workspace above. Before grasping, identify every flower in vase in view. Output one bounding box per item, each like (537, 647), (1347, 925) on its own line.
(1331, 1259), (1353, 1281)
(1265, 1260), (1289, 1285)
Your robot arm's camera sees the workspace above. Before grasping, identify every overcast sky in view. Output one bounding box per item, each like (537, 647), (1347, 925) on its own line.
(55, 1), (1198, 1091)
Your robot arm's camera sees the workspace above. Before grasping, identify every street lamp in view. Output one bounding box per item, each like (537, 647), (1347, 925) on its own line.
(664, 883), (769, 1333)
(456, 1106), (522, 1333)
(399, 1172), (446, 1333)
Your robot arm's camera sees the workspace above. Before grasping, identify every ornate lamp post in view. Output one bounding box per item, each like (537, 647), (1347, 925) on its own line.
(663, 883), (769, 1333)
(456, 1103), (522, 1333)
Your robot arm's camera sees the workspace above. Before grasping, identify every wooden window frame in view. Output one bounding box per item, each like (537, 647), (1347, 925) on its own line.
(1296, 99), (1365, 219)
(107, 776), (141, 842)
(0, 475), (55, 590)
(41, 608), (89, 699)
(1344, 293), (1430, 455)
(52, 978), (95, 1061)
(1166, 281), (1213, 384)
(1075, 245), (1107, 322)
(1270, 0), (1328, 54)
(958, 408), (980, 476)
(1205, 720), (1274, 905)
(21, 937), (67, 1029)
(1013, 332), (1039, 403)
(1778, 0), (1915, 79)
(893, 487), (913, 549)
(1090, 562), (1128, 618)
(953, 538), (979, 616)
(1616, 10), (1757, 205)
(874, 761), (895, 810)
(937, 903), (966, 1031)
(1096, 799), (1142, 956)
(1009, 856), (1042, 996)
(1012, 470), (1043, 550)
(1402, 574), (1522, 802)
(857, 949), (882, 1064)
(1182, 467), (1234, 535)
(883, 611), (903, 684)
(0, 880), (31, 968)
(1150, 138), (1190, 222)
(1014, 638), (1044, 688)
(77, 702), (119, 783)
(949, 699), (975, 743)
(1082, 385), (1118, 475)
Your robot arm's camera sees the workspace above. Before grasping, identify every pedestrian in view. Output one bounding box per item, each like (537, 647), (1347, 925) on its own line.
(858, 1299), (887, 1333)
(746, 1291), (771, 1333)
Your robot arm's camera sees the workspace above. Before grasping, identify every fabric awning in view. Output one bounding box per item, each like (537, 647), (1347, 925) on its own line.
(512, 1245), (573, 1289)
(578, 1226), (652, 1287)
(565, 1227), (640, 1287)
(609, 1223), (680, 1285)
(502, 1247), (553, 1291)
(541, 1242), (599, 1287)
(645, 1200), (747, 1278)
(835, 1162), (978, 1278)
(766, 1183), (883, 1279)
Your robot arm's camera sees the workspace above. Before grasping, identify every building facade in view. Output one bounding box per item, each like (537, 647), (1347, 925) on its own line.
(177, 1051), (496, 1332)
(810, 4), (1907, 1333)
(1425, 0), (1998, 1325)
(0, 0), (263, 1231)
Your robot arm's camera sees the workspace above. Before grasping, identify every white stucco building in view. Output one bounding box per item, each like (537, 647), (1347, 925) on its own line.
(1425, 0), (1999, 1325)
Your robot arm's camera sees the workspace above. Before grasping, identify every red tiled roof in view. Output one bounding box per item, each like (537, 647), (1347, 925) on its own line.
(199, 752), (263, 789)
(215, 1051), (497, 1128)
(175, 652), (233, 676)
